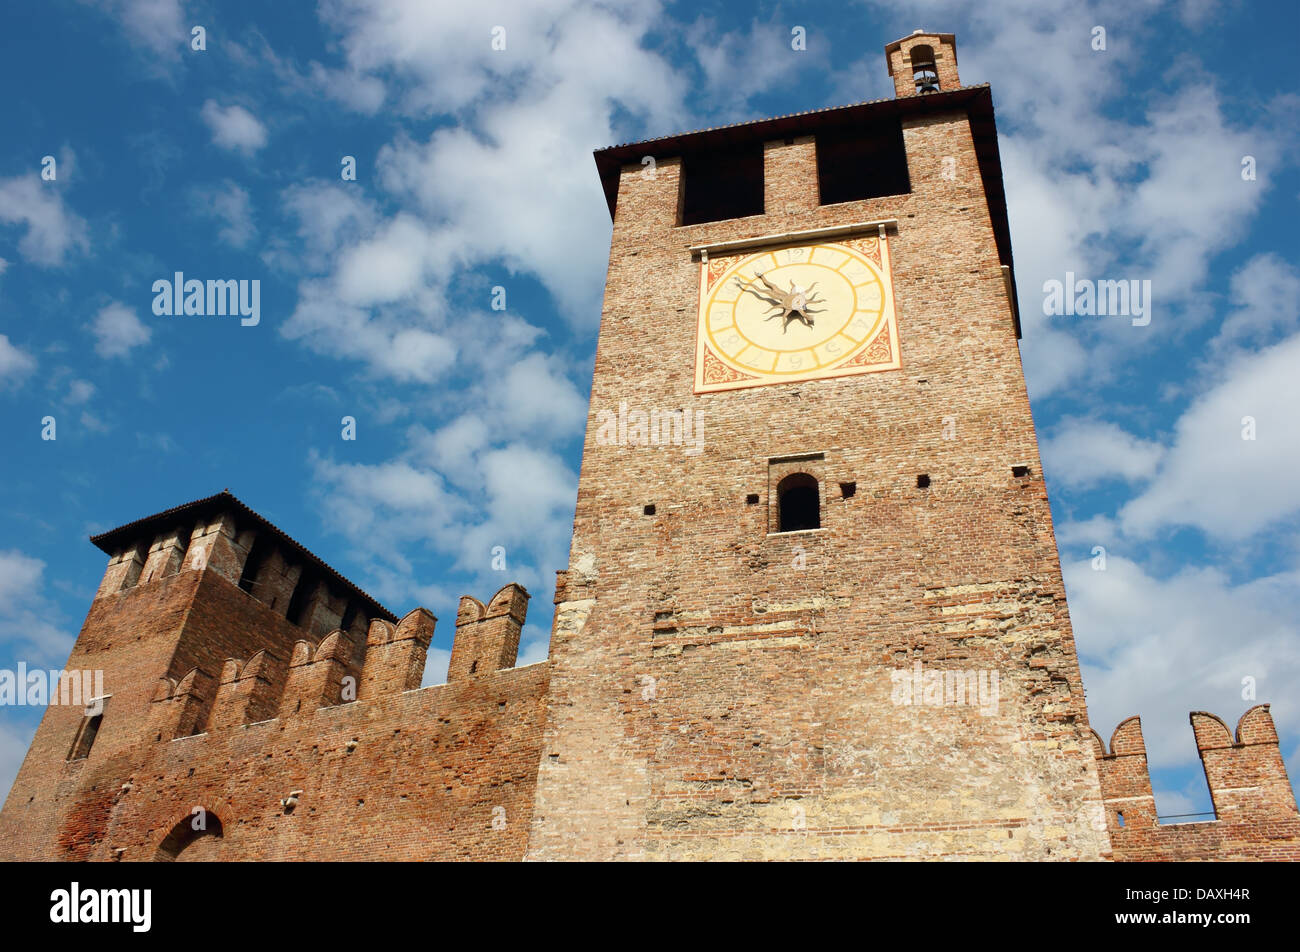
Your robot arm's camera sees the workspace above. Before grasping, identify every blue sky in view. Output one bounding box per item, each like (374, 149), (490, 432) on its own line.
(1, 0), (1297, 820)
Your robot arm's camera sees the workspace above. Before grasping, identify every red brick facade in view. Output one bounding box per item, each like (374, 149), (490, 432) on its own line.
(1, 31), (1295, 862)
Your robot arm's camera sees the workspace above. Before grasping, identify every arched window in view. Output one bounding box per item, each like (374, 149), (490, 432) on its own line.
(155, 810), (224, 861)
(910, 44), (939, 93)
(777, 473), (820, 532)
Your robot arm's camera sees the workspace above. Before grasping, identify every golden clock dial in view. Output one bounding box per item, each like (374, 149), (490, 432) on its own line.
(694, 235), (901, 393)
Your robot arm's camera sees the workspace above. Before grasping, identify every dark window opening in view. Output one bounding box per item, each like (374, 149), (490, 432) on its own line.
(746, 493), (760, 505)
(839, 482), (857, 498)
(910, 44), (940, 93)
(816, 119), (911, 205)
(238, 536), (272, 595)
(118, 541), (148, 591)
(643, 504), (656, 516)
(164, 540), (186, 577)
(155, 811), (224, 862)
(917, 474), (931, 489)
(286, 574), (318, 627)
(680, 145), (764, 225)
(1012, 465), (1031, 478)
(67, 709), (105, 761)
(469, 660), (478, 674)
(340, 601), (359, 635)
(777, 473), (820, 532)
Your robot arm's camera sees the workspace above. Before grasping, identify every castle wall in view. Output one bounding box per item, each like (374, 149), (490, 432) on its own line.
(0, 508), (548, 863)
(527, 104), (1113, 860)
(1093, 708), (1300, 861)
(97, 660), (549, 861)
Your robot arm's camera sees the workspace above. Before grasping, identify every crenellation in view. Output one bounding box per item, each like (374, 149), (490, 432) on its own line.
(448, 584), (529, 682)
(208, 649), (286, 731)
(279, 631), (353, 718)
(96, 543), (146, 598)
(141, 527), (189, 585)
(1095, 707), (1300, 860)
(149, 667), (216, 742)
(359, 609), (435, 700)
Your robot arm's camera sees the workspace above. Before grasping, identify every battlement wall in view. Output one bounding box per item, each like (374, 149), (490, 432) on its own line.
(1092, 706), (1300, 861)
(0, 495), (553, 861)
(94, 658), (550, 861)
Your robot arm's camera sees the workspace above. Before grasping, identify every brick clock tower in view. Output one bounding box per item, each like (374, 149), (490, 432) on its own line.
(527, 30), (1113, 860)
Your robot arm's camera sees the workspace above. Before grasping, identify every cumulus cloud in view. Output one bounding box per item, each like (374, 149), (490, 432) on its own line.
(0, 335), (36, 388)
(1040, 418), (1166, 489)
(1210, 253), (1300, 353)
(66, 379), (96, 405)
(1119, 332), (1300, 540)
(88, 0), (188, 61)
(200, 100), (269, 154)
(0, 175), (89, 266)
(0, 550), (74, 665)
(686, 17), (815, 116)
(91, 301), (152, 358)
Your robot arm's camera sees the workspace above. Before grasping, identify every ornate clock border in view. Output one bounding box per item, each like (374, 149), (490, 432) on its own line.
(690, 220), (903, 394)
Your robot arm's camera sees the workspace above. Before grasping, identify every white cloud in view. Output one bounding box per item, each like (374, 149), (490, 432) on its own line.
(686, 17), (812, 116)
(1040, 417), (1166, 489)
(0, 175), (89, 266)
(91, 301), (152, 358)
(311, 433), (577, 609)
(193, 181), (256, 248)
(89, 0), (187, 60)
(335, 214), (434, 305)
(200, 100), (269, 155)
(277, 181), (378, 269)
(0, 335), (36, 388)
(66, 379), (96, 405)
(1211, 253), (1300, 352)
(485, 352), (587, 440)
(280, 280), (458, 384)
(1120, 332), (1300, 540)
(0, 550), (74, 665)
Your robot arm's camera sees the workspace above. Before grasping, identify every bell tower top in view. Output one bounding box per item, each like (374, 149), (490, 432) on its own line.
(885, 30), (959, 97)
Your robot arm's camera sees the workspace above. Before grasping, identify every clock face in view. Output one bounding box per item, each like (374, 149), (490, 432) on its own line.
(694, 234), (901, 393)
